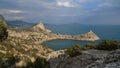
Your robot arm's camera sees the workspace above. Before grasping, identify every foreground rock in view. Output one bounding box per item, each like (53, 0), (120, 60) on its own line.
(48, 49), (120, 68)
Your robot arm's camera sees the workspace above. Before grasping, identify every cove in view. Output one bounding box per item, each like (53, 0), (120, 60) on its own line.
(41, 39), (99, 50)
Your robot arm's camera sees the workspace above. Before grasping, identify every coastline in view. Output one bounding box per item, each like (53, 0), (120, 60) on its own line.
(8, 30), (100, 45)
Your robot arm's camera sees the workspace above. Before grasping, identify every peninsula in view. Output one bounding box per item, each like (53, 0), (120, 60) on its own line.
(8, 22), (100, 45)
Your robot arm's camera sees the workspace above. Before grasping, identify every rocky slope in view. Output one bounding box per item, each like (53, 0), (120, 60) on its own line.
(48, 49), (120, 68)
(0, 18), (101, 67)
(0, 30), (53, 67)
(28, 22), (51, 33)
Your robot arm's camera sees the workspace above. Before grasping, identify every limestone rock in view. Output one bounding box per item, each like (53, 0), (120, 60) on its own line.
(48, 49), (120, 68)
(29, 22), (51, 33)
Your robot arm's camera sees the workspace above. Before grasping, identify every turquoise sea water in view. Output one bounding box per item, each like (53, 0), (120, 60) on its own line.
(42, 24), (120, 50)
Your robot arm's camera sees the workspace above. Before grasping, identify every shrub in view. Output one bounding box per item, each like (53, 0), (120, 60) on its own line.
(33, 57), (50, 68)
(0, 20), (8, 42)
(85, 43), (96, 49)
(65, 44), (85, 57)
(96, 40), (119, 51)
(0, 55), (20, 68)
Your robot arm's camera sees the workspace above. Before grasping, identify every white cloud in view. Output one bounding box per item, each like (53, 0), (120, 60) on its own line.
(56, 0), (74, 7)
(98, 2), (112, 8)
(7, 10), (23, 14)
(77, 0), (100, 3)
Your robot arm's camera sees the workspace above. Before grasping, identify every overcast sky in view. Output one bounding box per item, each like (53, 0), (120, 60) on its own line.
(0, 0), (120, 25)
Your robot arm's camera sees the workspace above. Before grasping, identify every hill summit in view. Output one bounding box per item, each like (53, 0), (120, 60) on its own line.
(29, 22), (51, 33)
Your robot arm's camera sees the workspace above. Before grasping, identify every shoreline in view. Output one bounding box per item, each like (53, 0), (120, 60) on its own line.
(8, 30), (100, 46)
(36, 30), (100, 44)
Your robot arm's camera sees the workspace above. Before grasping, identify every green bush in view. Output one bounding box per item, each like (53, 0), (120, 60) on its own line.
(85, 43), (96, 49)
(0, 20), (8, 42)
(65, 44), (85, 57)
(96, 40), (119, 51)
(25, 57), (50, 68)
(33, 57), (50, 68)
(0, 55), (20, 68)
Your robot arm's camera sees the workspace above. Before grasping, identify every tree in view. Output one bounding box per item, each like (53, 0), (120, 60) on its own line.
(0, 20), (8, 42)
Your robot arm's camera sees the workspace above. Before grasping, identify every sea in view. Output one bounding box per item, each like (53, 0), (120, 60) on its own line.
(42, 24), (120, 50)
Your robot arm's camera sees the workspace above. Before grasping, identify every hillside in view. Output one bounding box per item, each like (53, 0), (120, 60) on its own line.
(0, 20), (120, 68)
(28, 22), (52, 33)
(3, 15), (119, 68)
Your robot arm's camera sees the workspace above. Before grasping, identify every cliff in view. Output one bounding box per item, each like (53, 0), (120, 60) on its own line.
(74, 30), (100, 41)
(29, 22), (51, 33)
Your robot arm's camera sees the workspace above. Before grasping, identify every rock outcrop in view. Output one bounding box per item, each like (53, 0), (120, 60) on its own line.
(48, 49), (120, 68)
(29, 22), (51, 33)
(74, 30), (100, 41)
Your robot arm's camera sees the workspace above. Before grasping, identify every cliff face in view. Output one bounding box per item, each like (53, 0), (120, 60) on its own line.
(29, 22), (51, 33)
(80, 30), (100, 41)
(0, 15), (4, 21)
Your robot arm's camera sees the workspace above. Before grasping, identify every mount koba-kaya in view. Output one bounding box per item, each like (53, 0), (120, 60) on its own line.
(9, 22), (100, 44)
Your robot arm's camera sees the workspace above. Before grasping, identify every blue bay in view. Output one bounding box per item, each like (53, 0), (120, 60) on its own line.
(42, 24), (120, 50)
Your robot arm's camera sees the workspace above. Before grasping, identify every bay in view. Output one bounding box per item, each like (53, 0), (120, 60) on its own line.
(42, 24), (120, 50)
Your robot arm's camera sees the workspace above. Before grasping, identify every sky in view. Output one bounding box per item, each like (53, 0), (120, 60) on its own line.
(0, 0), (120, 25)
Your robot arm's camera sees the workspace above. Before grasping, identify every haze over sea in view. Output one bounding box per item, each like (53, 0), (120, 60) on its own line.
(42, 24), (120, 50)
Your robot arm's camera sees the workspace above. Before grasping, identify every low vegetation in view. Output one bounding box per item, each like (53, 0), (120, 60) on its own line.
(65, 44), (85, 57)
(25, 57), (50, 68)
(0, 20), (8, 42)
(0, 55), (49, 68)
(96, 40), (120, 50)
(66, 40), (120, 57)
(85, 43), (96, 49)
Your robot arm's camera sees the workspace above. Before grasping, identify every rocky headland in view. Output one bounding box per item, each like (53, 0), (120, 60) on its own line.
(0, 22), (99, 67)
(8, 22), (100, 44)
(1, 19), (120, 68)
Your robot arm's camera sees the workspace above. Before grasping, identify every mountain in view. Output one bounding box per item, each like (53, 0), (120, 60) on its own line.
(0, 15), (5, 21)
(6, 20), (34, 30)
(28, 22), (52, 33)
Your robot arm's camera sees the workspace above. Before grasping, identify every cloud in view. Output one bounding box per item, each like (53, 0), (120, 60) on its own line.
(5, 16), (24, 20)
(7, 9), (23, 14)
(98, 2), (112, 8)
(56, 0), (75, 7)
(0, 0), (120, 24)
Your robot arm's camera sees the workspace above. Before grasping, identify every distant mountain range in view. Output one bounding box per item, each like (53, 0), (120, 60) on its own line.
(6, 20), (56, 30)
(6, 20), (34, 30)
(0, 15), (4, 21)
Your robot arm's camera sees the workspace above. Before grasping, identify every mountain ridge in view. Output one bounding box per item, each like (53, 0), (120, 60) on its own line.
(28, 22), (52, 33)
